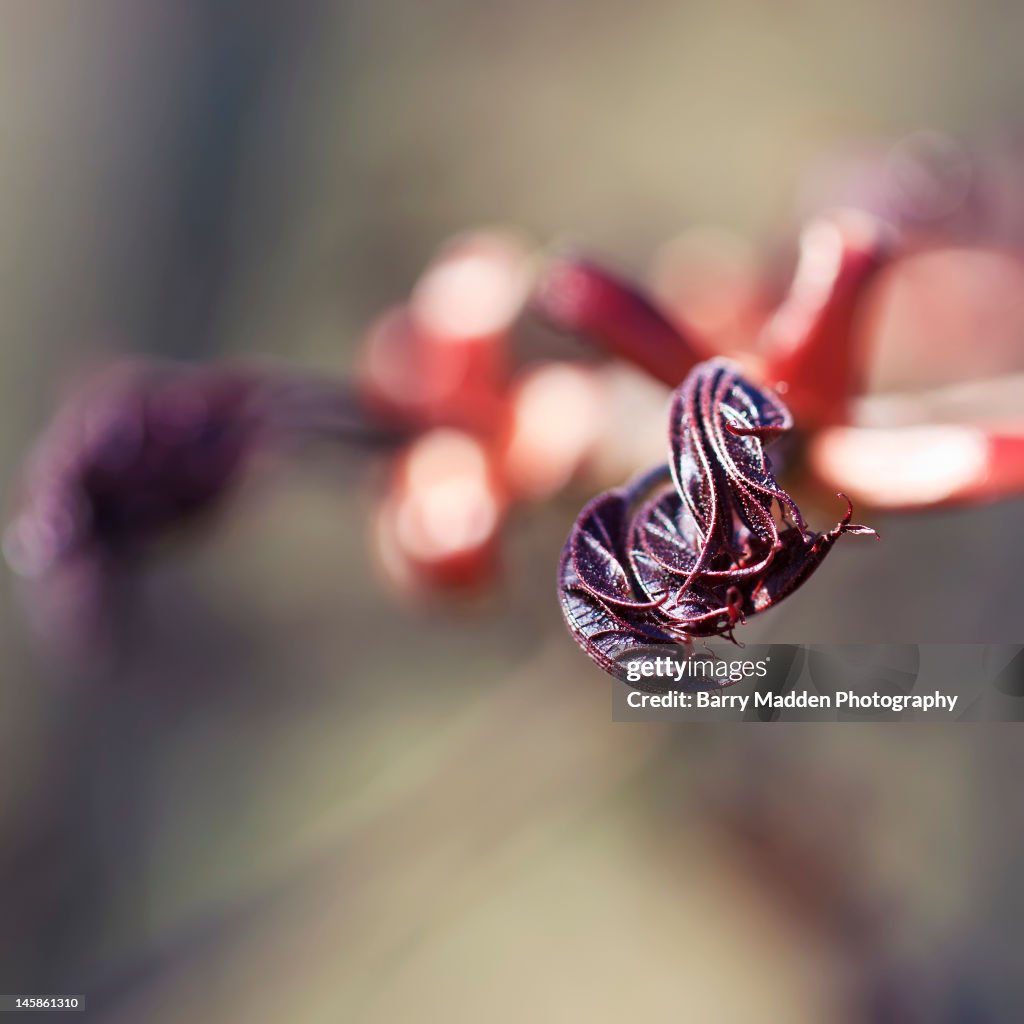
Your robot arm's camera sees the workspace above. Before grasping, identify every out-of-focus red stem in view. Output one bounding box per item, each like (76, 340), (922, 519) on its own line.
(357, 304), (507, 436)
(357, 231), (530, 438)
(809, 423), (1024, 510)
(375, 428), (506, 592)
(531, 255), (709, 387)
(762, 211), (892, 428)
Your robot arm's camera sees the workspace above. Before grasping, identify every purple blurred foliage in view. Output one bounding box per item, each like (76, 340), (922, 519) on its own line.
(799, 131), (1024, 248)
(3, 358), (390, 666)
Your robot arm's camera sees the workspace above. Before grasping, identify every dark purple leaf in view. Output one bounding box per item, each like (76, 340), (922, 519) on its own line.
(559, 545), (679, 684)
(558, 358), (877, 681)
(570, 491), (662, 609)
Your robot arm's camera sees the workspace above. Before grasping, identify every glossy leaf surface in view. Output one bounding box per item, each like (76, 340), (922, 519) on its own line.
(559, 359), (877, 682)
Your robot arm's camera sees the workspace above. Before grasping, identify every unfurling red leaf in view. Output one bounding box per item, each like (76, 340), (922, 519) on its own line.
(558, 358), (877, 683)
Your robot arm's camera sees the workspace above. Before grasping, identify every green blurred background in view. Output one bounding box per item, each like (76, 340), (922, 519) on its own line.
(1, 2), (1023, 1020)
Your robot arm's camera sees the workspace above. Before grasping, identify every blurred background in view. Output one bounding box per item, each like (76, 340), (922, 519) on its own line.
(2, 1), (1024, 1020)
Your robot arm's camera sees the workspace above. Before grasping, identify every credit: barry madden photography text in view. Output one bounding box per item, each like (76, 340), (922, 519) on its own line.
(626, 690), (960, 713)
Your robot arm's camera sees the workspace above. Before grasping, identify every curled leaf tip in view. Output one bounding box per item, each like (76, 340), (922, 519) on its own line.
(558, 359), (876, 681)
